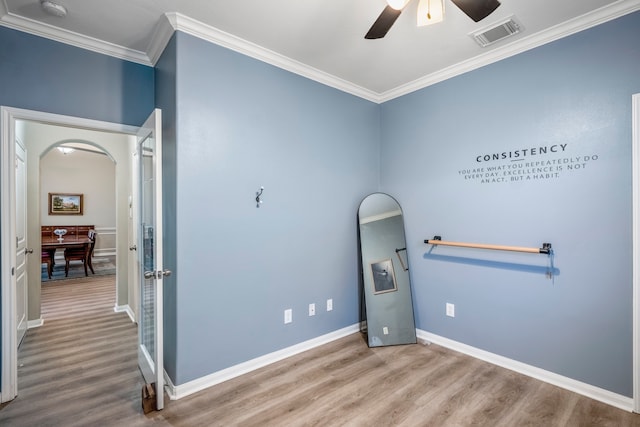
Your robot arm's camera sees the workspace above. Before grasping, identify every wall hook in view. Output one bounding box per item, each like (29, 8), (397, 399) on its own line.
(256, 186), (264, 208)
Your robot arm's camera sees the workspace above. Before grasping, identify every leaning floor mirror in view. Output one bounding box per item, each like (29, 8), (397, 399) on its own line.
(358, 193), (417, 347)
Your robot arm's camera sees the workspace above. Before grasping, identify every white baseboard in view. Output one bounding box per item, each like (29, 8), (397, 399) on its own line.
(164, 371), (176, 397)
(166, 324), (360, 400)
(163, 325), (631, 411)
(416, 329), (634, 412)
(27, 318), (44, 329)
(57, 250), (115, 258)
(114, 304), (136, 323)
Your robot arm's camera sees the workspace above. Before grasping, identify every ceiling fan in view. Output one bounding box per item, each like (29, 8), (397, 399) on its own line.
(365, 0), (501, 39)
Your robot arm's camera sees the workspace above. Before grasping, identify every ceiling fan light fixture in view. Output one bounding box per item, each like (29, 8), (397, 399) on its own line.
(417, 0), (444, 26)
(386, 0), (410, 11)
(40, 0), (67, 17)
(57, 146), (75, 155)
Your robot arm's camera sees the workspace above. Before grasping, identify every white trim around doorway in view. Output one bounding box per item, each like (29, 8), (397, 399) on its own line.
(633, 93), (640, 413)
(0, 106), (139, 403)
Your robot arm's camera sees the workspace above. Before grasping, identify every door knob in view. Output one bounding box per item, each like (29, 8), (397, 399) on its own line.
(161, 269), (172, 277)
(144, 271), (155, 279)
(129, 245), (137, 251)
(25, 248), (33, 254)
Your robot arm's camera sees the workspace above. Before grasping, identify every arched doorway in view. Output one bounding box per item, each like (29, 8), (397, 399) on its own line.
(40, 140), (116, 282)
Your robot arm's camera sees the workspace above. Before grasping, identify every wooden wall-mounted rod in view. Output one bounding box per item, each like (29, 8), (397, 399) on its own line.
(424, 236), (552, 255)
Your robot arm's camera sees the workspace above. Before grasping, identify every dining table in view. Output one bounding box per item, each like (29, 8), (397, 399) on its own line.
(42, 235), (91, 267)
(42, 235), (91, 249)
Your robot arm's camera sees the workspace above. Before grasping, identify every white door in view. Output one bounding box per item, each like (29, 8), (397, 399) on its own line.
(136, 109), (166, 411)
(15, 138), (28, 346)
(129, 151), (140, 323)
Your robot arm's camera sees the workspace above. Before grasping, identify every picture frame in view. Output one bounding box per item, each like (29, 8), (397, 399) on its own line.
(370, 258), (397, 294)
(48, 193), (83, 215)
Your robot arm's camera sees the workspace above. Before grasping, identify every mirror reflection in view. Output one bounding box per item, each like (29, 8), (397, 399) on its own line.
(358, 193), (416, 347)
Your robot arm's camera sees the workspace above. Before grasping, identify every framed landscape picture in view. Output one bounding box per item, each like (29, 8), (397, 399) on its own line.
(48, 193), (83, 215)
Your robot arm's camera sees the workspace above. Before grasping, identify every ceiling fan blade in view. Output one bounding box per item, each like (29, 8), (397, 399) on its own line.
(365, 5), (403, 39)
(450, 0), (501, 22)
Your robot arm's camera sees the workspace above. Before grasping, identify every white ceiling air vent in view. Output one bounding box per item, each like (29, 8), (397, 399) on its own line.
(471, 17), (522, 48)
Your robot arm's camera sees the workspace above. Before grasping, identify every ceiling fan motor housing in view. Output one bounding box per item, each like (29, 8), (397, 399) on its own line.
(365, 0), (501, 39)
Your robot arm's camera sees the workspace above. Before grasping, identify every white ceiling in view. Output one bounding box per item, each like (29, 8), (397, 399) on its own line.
(1, 0), (639, 102)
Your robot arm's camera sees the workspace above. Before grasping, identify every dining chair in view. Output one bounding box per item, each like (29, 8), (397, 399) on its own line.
(87, 230), (97, 274)
(64, 244), (89, 277)
(41, 250), (53, 279)
(63, 229), (97, 277)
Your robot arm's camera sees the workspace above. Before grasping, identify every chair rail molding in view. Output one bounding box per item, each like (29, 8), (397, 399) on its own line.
(94, 226), (116, 257)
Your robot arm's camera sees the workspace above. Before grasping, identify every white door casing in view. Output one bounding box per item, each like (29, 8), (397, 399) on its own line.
(1, 107), (19, 402)
(1, 106), (139, 403)
(633, 93), (640, 413)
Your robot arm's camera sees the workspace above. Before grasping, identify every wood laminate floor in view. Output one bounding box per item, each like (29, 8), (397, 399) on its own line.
(1, 275), (639, 426)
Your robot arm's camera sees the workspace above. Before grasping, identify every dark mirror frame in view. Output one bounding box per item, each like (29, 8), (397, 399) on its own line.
(358, 193), (417, 347)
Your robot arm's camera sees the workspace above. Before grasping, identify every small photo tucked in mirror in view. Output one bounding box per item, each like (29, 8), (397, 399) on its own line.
(370, 258), (397, 294)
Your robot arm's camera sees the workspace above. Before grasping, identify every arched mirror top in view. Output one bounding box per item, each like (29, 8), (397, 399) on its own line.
(358, 193), (402, 224)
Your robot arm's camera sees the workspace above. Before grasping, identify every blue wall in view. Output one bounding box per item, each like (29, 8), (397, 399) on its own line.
(1, 9), (639, 399)
(380, 11), (640, 396)
(155, 34), (179, 383)
(167, 32), (379, 384)
(0, 25), (154, 392)
(0, 26), (154, 125)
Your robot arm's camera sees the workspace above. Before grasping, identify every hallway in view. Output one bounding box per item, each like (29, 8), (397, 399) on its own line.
(0, 275), (155, 426)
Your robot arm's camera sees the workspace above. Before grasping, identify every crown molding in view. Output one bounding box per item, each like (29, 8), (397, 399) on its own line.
(0, 2), (151, 66)
(1, 0), (639, 103)
(158, 13), (381, 103)
(379, 0), (640, 102)
(360, 210), (402, 225)
(146, 12), (176, 66)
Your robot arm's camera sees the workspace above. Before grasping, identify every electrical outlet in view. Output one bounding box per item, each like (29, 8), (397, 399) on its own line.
(309, 303), (316, 316)
(284, 309), (292, 324)
(446, 303), (455, 318)
(326, 298), (333, 311)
